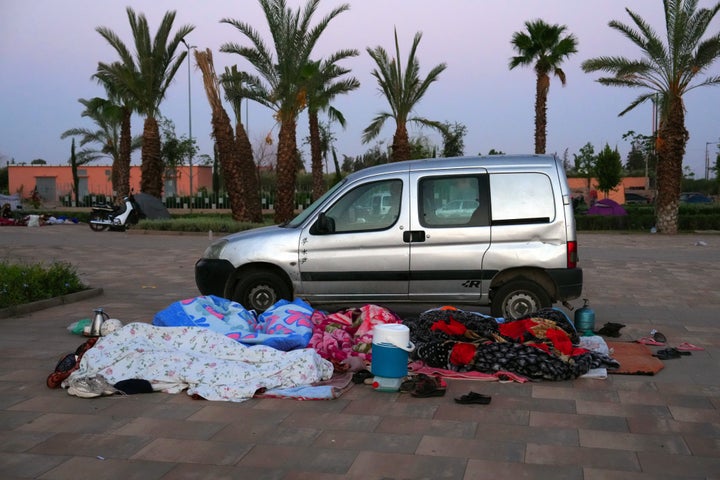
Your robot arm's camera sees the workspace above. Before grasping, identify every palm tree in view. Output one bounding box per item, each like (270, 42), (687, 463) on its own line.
(95, 7), (193, 198)
(221, 0), (351, 223)
(94, 76), (137, 200)
(60, 97), (141, 199)
(220, 66), (264, 222)
(364, 29), (447, 162)
(582, 0), (720, 234)
(194, 49), (249, 221)
(303, 55), (360, 200)
(509, 19), (578, 154)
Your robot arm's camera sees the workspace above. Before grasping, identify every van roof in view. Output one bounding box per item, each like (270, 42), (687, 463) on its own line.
(345, 154), (559, 180)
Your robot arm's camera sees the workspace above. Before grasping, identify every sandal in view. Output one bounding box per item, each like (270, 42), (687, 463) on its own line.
(653, 348), (690, 360)
(636, 337), (665, 346)
(411, 375), (447, 398)
(676, 342), (704, 351)
(454, 391), (491, 405)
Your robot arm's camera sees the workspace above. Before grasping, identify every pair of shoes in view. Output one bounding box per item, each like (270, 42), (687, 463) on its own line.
(676, 342), (704, 351)
(636, 337), (665, 346)
(653, 348), (691, 360)
(67, 375), (120, 398)
(399, 373), (433, 393)
(410, 374), (447, 398)
(454, 391), (491, 405)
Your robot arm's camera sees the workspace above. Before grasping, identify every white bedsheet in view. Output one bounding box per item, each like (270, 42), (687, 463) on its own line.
(67, 323), (334, 402)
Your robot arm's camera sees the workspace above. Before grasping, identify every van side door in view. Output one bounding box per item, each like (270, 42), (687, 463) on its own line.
(407, 171), (492, 302)
(298, 176), (411, 301)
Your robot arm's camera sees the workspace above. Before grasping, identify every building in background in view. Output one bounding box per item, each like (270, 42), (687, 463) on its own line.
(8, 165), (212, 205)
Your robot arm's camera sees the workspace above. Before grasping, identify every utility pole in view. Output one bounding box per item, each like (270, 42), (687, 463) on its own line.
(181, 38), (196, 204)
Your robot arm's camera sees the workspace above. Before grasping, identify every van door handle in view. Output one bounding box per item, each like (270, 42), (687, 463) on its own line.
(403, 230), (426, 243)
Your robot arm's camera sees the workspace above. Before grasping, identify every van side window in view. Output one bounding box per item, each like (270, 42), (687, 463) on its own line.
(319, 179), (402, 233)
(490, 173), (555, 225)
(419, 175), (489, 227)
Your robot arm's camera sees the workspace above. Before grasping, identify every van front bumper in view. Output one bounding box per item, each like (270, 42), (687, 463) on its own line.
(548, 268), (583, 300)
(195, 258), (235, 298)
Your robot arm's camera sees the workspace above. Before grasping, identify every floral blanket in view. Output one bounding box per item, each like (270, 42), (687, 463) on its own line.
(67, 322), (334, 402)
(152, 295), (314, 351)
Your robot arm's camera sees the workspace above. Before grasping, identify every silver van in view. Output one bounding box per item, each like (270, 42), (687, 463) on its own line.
(195, 154), (582, 319)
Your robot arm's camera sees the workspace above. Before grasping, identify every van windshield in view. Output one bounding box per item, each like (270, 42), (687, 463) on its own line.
(283, 179), (347, 228)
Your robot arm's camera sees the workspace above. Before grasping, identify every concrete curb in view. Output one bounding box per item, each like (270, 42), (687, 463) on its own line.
(0, 287), (104, 319)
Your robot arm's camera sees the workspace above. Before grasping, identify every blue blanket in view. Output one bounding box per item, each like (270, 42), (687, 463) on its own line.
(152, 295), (314, 351)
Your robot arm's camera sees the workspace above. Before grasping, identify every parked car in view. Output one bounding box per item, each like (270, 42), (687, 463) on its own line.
(680, 192), (713, 204)
(623, 192), (651, 205)
(435, 199), (480, 218)
(195, 154), (582, 320)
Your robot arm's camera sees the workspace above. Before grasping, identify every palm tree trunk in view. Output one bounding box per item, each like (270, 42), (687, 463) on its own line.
(309, 110), (325, 200)
(140, 116), (163, 198)
(392, 122), (410, 162)
(235, 122), (263, 222)
(115, 107), (132, 200)
(274, 118), (298, 223)
(194, 49), (248, 222)
(655, 96), (688, 234)
(534, 72), (549, 154)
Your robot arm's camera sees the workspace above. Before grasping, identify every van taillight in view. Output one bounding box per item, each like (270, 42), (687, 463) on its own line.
(567, 241), (578, 268)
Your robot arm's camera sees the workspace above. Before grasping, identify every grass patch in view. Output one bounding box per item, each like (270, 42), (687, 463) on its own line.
(0, 260), (87, 309)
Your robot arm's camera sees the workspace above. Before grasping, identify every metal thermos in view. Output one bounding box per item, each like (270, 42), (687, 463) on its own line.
(574, 299), (596, 336)
(89, 308), (110, 337)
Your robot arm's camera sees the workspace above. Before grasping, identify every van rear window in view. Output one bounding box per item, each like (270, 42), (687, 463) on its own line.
(490, 173), (555, 224)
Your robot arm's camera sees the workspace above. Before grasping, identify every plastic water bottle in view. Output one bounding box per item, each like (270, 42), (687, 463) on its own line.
(574, 299), (596, 336)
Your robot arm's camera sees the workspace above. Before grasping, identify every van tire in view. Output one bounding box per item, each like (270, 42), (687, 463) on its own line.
(232, 271), (291, 312)
(491, 280), (551, 320)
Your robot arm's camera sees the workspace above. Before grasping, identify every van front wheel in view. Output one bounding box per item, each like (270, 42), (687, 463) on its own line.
(232, 271), (291, 313)
(491, 280), (551, 320)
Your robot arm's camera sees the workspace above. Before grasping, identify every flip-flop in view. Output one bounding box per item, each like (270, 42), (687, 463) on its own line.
(676, 342), (704, 351)
(454, 391), (491, 405)
(637, 337), (665, 346)
(653, 348), (690, 360)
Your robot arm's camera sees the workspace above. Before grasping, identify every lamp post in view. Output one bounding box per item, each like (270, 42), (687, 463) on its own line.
(180, 38), (195, 200)
(706, 142), (719, 181)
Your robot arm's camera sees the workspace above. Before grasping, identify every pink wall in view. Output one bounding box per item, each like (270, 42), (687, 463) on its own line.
(8, 165), (213, 201)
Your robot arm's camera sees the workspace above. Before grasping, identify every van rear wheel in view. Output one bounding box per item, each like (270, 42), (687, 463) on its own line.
(491, 280), (551, 320)
(232, 271), (291, 312)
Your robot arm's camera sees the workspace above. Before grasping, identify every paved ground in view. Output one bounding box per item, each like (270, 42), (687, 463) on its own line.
(1, 226), (719, 479)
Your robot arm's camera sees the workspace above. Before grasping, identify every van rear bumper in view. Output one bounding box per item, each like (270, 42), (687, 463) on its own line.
(547, 268), (583, 300)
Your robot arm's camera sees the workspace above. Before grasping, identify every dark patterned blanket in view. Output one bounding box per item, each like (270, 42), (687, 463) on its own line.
(403, 307), (619, 381)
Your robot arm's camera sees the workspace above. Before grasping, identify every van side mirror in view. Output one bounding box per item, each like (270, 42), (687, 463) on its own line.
(311, 212), (335, 235)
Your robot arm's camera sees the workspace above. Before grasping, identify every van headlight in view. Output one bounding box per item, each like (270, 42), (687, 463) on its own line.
(202, 239), (228, 259)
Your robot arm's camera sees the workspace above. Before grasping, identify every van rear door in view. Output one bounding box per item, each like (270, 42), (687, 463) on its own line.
(407, 171), (491, 302)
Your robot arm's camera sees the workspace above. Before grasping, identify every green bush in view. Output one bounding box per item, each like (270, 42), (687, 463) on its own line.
(0, 260), (86, 308)
(137, 216), (267, 233)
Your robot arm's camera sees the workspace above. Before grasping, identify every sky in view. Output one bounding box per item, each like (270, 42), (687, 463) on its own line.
(2, 0), (720, 178)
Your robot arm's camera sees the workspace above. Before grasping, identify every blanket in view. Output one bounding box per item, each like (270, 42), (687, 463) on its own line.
(404, 306), (619, 381)
(308, 304), (403, 366)
(66, 323), (334, 402)
(152, 296), (314, 351)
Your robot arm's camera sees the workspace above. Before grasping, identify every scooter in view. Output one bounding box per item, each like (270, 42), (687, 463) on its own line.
(88, 196), (141, 232)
